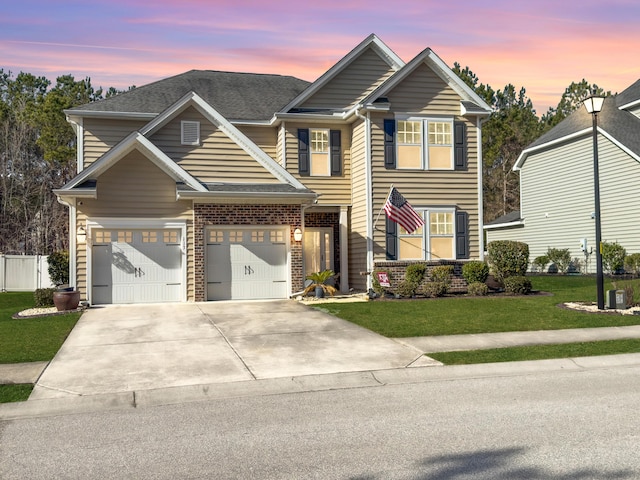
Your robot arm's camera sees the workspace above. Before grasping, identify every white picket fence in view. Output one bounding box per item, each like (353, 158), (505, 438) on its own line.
(0, 255), (54, 292)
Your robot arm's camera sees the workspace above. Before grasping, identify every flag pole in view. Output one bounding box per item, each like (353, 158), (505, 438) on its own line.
(373, 184), (394, 232)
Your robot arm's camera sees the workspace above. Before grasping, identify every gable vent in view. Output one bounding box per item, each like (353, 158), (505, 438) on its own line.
(181, 121), (200, 145)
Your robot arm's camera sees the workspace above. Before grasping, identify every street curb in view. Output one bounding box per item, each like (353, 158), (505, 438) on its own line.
(3, 353), (640, 421)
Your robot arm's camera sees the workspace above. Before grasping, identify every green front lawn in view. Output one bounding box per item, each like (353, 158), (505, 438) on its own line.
(0, 292), (82, 363)
(0, 384), (33, 403)
(430, 338), (640, 365)
(317, 276), (640, 337)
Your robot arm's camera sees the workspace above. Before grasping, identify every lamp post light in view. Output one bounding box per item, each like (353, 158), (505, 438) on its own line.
(583, 90), (606, 309)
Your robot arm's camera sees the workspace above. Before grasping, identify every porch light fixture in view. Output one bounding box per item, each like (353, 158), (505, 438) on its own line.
(76, 225), (86, 244)
(583, 89), (605, 309)
(293, 228), (303, 242)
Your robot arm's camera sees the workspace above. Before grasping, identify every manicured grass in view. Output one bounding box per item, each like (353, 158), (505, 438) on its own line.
(316, 276), (640, 337)
(0, 292), (82, 363)
(429, 338), (640, 365)
(0, 384), (33, 403)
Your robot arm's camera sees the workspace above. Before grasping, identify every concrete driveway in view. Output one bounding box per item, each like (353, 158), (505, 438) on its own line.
(30, 301), (425, 400)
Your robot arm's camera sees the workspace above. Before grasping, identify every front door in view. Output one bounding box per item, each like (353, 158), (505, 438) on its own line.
(303, 228), (334, 277)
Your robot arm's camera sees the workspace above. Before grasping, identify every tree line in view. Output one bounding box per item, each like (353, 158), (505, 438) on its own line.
(0, 66), (609, 255)
(453, 63), (609, 222)
(0, 70), (130, 255)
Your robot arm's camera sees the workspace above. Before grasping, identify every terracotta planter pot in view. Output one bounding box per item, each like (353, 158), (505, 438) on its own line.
(53, 290), (81, 312)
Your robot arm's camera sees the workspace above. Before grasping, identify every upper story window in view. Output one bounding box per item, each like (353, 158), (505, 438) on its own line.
(396, 118), (453, 170)
(384, 118), (466, 171)
(310, 129), (330, 176)
(181, 121), (200, 146)
(298, 128), (342, 177)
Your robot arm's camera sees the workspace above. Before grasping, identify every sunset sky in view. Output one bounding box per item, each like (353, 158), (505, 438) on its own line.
(2, 0), (639, 115)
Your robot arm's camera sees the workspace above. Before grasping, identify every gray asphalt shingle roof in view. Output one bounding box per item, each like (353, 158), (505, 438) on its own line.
(484, 210), (522, 227)
(68, 70), (311, 121)
(616, 79), (640, 107)
(525, 94), (640, 157)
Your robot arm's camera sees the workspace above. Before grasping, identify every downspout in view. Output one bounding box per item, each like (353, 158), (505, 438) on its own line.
(356, 108), (374, 290)
(477, 116), (486, 259)
(56, 196), (77, 290)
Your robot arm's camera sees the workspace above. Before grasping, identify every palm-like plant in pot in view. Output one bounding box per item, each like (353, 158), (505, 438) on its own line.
(303, 270), (337, 298)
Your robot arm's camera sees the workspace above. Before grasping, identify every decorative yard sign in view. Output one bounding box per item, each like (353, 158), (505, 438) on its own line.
(376, 271), (391, 287)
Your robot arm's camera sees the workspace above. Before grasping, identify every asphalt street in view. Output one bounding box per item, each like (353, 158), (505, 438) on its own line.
(1, 364), (639, 479)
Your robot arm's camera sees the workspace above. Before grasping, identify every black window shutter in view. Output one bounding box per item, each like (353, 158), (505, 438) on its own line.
(384, 119), (396, 169)
(386, 216), (397, 260)
(456, 210), (469, 259)
(298, 129), (310, 176)
(454, 121), (467, 171)
(330, 129), (342, 176)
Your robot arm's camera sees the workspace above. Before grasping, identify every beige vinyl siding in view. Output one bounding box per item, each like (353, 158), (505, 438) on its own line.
(349, 119), (368, 291)
(284, 123), (352, 205)
(301, 47), (396, 110)
(519, 135), (640, 272)
(83, 118), (148, 167)
(386, 63), (460, 115)
(370, 113), (480, 261)
(150, 106), (280, 183)
(238, 125), (278, 161)
(76, 151), (193, 299)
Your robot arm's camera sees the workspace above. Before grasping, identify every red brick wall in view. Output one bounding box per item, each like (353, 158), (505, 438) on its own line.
(372, 260), (468, 293)
(194, 204), (303, 301)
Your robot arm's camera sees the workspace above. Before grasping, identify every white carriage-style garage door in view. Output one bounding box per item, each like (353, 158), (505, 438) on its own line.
(206, 227), (288, 301)
(91, 228), (183, 304)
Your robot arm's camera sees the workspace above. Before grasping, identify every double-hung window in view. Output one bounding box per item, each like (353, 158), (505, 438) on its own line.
(394, 208), (456, 260)
(395, 118), (454, 170)
(310, 129), (330, 176)
(297, 128), (342, 176)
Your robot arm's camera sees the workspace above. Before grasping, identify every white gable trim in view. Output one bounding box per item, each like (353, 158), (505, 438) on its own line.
(483, 219), (524, 230)
(279, 34), (405, 113)
(58, 131), (206, 193)
(362, 48), (492, 113)
(140, 92), (307, 189)
(618, 98), (640, 111)
(514, 126), (640, 171)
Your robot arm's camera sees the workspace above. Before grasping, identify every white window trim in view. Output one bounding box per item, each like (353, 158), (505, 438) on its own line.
(395, 116), (454, 171)
(310, 128), (331, 176)
(397, 207), (456, 260)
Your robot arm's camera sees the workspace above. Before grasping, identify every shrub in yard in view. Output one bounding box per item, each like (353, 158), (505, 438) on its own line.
(34, 288), (56, 307)
(48, 250), (69, 286)
(462, 261), (489, 284)
(467, 282), (489, 296)
(601, 241), (626, 275)
(424, 282), (448, 298)
(396, 279), (418, 298)
(624, 253), (640, 277)
(405, 263), (427, 284)
(430, 265), (454, 284)
(569, 257), (582, 274)
(546, 248), (571, 274)
(532, 255), (549, 273)
(503, 276), (532, 295)
(486, 241), (529, 284)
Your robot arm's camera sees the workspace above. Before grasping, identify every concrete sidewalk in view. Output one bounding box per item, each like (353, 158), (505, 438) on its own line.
(4, 324), (640, 386)
(398, 324), (640, 353)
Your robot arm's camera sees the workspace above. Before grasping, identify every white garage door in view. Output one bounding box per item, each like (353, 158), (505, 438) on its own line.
(91, 229), (183, 304)
(206, 228), (288, 300)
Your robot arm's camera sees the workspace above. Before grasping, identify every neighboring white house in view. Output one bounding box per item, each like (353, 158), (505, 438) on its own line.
(484, 79), (640, 273)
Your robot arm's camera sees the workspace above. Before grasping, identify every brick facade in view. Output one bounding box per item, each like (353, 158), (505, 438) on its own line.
(372, 260), (468, 294)
(193, 204), (303, 301)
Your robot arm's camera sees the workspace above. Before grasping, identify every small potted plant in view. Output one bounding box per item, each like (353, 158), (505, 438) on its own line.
(303, 270), (337, 298)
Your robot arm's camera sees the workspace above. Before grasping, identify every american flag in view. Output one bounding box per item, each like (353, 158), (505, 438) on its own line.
(383, 187), (425, 234)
